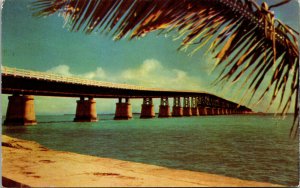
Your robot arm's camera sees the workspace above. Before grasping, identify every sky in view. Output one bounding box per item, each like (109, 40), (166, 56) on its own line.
(1, 0), (299, 115)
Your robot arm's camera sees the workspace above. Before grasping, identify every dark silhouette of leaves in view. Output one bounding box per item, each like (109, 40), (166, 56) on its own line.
(31, 0), (299, 137)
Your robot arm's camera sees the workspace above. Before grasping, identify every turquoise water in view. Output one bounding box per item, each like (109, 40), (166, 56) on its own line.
(2, 114), (299, 186)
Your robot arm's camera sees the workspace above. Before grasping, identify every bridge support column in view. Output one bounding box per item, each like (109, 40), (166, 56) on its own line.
(158, 97), (171, 118)
(220, 108), (225, 115)
(210, 108), (215, 115)
(198, 107), (207, 115)
(206, 107), (213, 115)
(172, 97), (183, 117)
(114, 98), (132, 120)
(227, 109), (231, 114)
(217, 108), (221, 115)
(140, 98), (155, 118)
(4, 94), (37, 126)
(191, 97), (199, 116)
(191, 107), (199, 116)
(212, 108), (218, 115)
(233, 109), (237, 114)
(74, 97), (98, 122)
(183, 97), (192, 116)
(224, 108), (228, 115)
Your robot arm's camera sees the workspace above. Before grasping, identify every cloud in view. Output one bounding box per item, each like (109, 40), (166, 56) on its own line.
(121, 59), (162, 80)
(46, 65), (72, 77)
(120, 59), (205, 91)
(46, 59), (205, 92)
(46, 64), (106, 80)
(81, 67), (106, 80)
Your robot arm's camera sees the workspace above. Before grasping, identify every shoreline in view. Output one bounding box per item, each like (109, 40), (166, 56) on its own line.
(2, 135), (282, 187)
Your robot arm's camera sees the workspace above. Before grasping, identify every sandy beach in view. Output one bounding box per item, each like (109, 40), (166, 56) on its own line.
(2, 135), (281, 187)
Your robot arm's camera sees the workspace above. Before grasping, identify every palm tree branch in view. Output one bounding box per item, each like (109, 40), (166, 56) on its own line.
(31, 0), (299, 136)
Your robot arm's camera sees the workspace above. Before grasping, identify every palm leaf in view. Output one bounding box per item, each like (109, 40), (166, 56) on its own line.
(31, 0), (299, 137)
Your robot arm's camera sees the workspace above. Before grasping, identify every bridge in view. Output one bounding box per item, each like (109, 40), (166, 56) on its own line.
(2, 66), (252, 125)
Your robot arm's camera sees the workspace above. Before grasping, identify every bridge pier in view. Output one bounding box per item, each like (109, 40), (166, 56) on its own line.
(140, 98), (155, 118)
(191, 107), (199, 116)
(183, 97), (192, 116)
(211, 108), (217, 115)
(172, 97), (183, 117)
(218, 108), (222, 115)
(198, 107), (207, 115)
(158, 97), (171, 118)
(114, 98), (132, 120)
(74, 97), (98, 122)
(4, 94), (37, 126)
(206, 107), (213, 115)
(220, 108), (225, 115)
(226, 109), (230, 114)
(191, 97), (199, 116)
(233, 109), (237, 114)
(211, 108), (216, 115)
(224, 108), (228, 115)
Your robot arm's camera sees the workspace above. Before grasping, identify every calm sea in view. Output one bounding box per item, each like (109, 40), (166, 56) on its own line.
(2, 114), (299, 186)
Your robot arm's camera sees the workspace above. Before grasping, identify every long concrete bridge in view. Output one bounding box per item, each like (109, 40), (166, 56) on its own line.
(2, 66), (252, 125)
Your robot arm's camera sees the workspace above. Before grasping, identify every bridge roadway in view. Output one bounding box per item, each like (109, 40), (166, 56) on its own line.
(2, 66), (252, 125)
(3, 66), (229, 98)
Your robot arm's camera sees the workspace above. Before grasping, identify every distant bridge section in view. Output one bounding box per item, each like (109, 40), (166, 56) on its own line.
(1, 66), (252, 125)
(2, 66), (226, 98)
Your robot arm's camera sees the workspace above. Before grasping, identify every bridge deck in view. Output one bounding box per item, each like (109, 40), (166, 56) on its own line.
(1, 66), (237, 106)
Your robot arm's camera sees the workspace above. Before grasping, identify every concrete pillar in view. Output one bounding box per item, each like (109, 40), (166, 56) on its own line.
(140, 98), (155, 118)
(191, 107), (199, 116)
(210, 108), (215, 115)
(191, 97), (199, 116)
(233, 109), (237, 114)
(219, 108), (223, 115)
(4, 95), (37, 126)
(198, 107), (207, 115)
(173, 107), (183, 117)
(224, 109), (228, 115)
(217, 108), (222, 115)
(74, 97), (98, 122)
(183, 108), (192, 116)
(158, 97), (171, 118)
(172, 97), (183, 117)
(206, 107), (213, 115)
(222, 108), (225, 115)
(183, 97), (192, 116)
(213, 108), (219, 115)
(114, 98), (132, 120)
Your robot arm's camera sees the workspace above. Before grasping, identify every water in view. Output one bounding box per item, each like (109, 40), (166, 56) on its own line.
(2, 114), (299, 186)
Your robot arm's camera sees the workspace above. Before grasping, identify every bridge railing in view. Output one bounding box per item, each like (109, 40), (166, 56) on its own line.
(1, 66), (167, 91)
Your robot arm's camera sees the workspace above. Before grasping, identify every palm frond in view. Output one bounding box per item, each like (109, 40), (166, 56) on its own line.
(31, 0), (299, 136)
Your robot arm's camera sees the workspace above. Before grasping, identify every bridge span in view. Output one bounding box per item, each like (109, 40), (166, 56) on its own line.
(2, 66), (252, 125)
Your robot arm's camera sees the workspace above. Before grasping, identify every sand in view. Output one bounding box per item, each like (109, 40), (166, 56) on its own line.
(2, 135), (282, 187)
